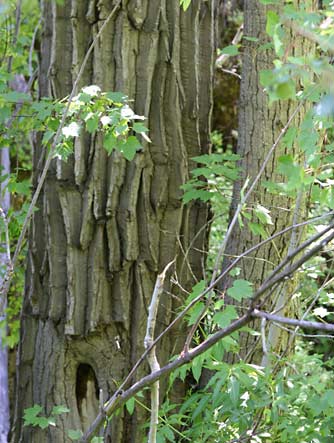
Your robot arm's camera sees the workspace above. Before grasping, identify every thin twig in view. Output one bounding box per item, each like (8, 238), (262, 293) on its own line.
(28, 17), (41, 77)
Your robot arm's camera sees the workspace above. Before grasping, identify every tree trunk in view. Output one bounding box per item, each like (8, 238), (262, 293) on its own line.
(12, 1), (215, 442)
(222, 0), (314, 364)
(0, 147), (10, 443)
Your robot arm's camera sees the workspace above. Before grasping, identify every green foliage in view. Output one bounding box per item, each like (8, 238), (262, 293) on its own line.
(23, 404), (69, 429)
(0, 0), (39, 346)
(227, 279), (253, 302)
(219, 45), (240, 56)
(4, 0), (334, 442)
(159, 347), (334, 442)
(181, 151), (240, 204)
(30, 85), (149, 162)
(180, 0), (192, 11)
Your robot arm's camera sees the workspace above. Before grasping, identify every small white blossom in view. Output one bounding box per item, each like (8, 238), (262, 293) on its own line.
(101, 115), (112, 126)
(82, 85), (101, 96)
(62, 122), (81, 138)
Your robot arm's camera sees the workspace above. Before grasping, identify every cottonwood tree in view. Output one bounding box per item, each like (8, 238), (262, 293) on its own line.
(12, 1), (215, 442)
(221, 0), (315, 365)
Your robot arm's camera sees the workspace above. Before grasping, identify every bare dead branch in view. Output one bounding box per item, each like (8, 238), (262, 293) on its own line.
(145, 260), (175, 443)
(252, 309), (334, 332)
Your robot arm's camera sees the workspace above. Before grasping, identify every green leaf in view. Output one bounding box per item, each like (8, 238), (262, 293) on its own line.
(192, 394), (210, 420)
(125, 397), (135, 415)
(266, 11), (280, 37)
(212, 371), (229, 405)
(229, 376), (240, 406)
(260, 69), (275, 87)
(162, 426), (175, 442)
(229, 267), (241, 277)
(105, 91), (127, 103)
(276, 80), (296, 100)
(187, 302), (205, 326)
(211, 341), (225, 361)
(322, 389), (334, 407)
(212, 306), (238, 328)
(51, 405), (70, 415)
(42, 130), (55, 146)
(186, 280), (206, 303)
(76, 92), (92, 103)
(23, 405), (43, 426)
(249, 222), (268, 238)
(254, 204), (273, 225)
(121, 136), (141, 161)
(38, 417), (54, 429)
(133, 122), (149, 133)
(192, 355), (204, 382)
(180, 0), (191, 11)
(243, 36), (259, 42)
(157, 431), (166, 443)
(92, 437), (104, 443)
(220, 45), (240, 56)
(282, 127), (297, 149)
(0, 105), (11, 123)
(227, 279), (253, 302)
(2, 91), (30, 103)
(85, 113), (99, 133)
(68, 429), (83, 440)
(103, 132), (118, 154)
(182, 189), (212, 203)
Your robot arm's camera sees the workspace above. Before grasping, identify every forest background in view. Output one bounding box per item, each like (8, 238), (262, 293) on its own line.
(1, 0), (334, 442)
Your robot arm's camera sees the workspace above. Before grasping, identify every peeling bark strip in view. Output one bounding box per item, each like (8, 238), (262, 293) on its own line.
(12, 1), (215, 442)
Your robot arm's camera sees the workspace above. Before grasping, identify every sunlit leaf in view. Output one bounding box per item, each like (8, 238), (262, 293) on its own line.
(227, 279), (253, 302)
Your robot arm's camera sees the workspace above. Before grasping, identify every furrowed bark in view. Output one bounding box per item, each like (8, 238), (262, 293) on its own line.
(12, 1), (215, 442)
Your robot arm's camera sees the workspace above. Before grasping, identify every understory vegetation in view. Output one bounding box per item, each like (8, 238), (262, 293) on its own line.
(1, 0), (334, 442)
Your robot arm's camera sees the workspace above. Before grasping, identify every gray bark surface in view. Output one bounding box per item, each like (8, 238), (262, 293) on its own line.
(0, 147), (10, 443)
(12, 1), (214, 442)
(221, 0), (312, 363)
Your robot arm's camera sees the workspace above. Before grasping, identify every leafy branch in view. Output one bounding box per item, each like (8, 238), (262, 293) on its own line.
(81, 222), (334, 441)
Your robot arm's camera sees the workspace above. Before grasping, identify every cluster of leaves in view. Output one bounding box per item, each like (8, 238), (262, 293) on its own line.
(0, 0), (39, 345)
(156, 345), (334, 443)
(37, 85), (149, 162)
(181, 132), (240, 269)
(23, 404), (103, 442)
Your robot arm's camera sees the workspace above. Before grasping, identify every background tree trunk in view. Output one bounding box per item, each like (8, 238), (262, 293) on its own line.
(0, 146), (10, 443)
(222, 0), (314, 364)
(12, 1), (215, 441)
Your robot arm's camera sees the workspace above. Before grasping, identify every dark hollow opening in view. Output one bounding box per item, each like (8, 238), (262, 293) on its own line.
(75, 363), (99, 413)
